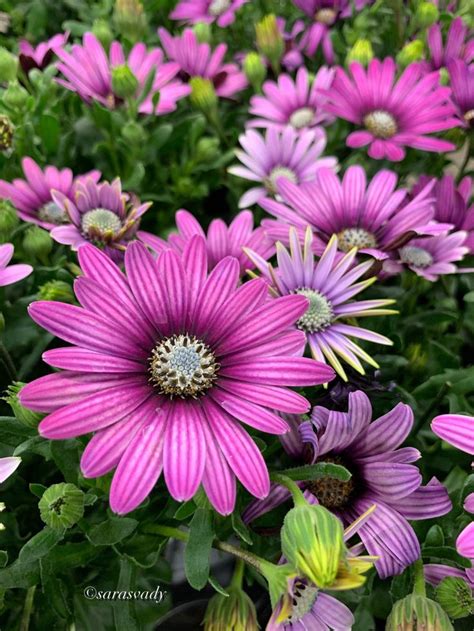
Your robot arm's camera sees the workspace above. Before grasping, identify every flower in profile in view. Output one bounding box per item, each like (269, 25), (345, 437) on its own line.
(248, 66), (334, 131)
(426, 16), (474, 71)
(0, 157), (101, 229)
(20, 238), (334, 515)
(55, 33), (190, 115)
(228, 128), (336, 208)
(386, 593), (454, 631)
(158, 28), (247, 98)
(448, 59), (474, 128)
(0, 244), (32, 287)
(244, 390), (452, 578)
(324, 58), (459, 161)
(260, 166), (437, 259)
(0, 457), (21, 483)
(19, 32), (68, 74)
(170, 0), (248, 28)
(245, 229), (395, 380)
(138, 209), (274, 275)
(49, 177), (151, 256)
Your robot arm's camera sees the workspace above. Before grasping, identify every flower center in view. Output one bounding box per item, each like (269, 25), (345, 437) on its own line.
(399, 245), (433, 269)
(315, 8), (337, 25)
(266, 166), (298, 194)
(305, 456), (355, 509)
(337, 227), (377, 252)
(38, 201), (68, 225)
(464, 109), (474, 127)
(209, 0), (231, 15)
(289, 107), (315, 129)
(285, 580), (319, 623)
(81, 208), (122, 241)
(149, 334), (219, 398)
(363, 110), (398, 139)
(294, 288), (334, 333)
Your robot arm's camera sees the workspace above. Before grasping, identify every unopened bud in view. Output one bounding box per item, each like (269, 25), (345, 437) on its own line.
(256, 15), (284, 70)
(416, 3), (439, 28)
(2, 80), (29, 109)
(121, 120), (146, 145)
(347, 39), (374, 67)
(195, 137), (220, 162)
(92, 19), (113, 49)
(0, 200), (19, 237)
(38, 280), (74, 303)
(189, 77), (217, 113)
(397, 40), (425, 68)
(435, 577), (474, 619)
(114, 0), (148, 43)
(111, 64), (139, 99)
(204, 587), (258, 631)
(0, 47), (17, 82)
(193, 22), (211, 44)
(4, 383), (43, 428)
(39, 483), (85, 530)
(243, 52), (266, 91)
(23, 225), (53, 262)
(0, 114), (13, 151)
(386, 594), (454, 631)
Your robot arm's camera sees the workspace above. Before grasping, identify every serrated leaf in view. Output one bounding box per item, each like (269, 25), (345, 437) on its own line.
(87, 517), (138, 546)
(184, 508), (214, 590)
(280, 462), (352, 482)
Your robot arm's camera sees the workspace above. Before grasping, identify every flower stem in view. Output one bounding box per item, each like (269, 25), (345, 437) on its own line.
(230, 559), (245, 589)
(270, 472), (307, 507)
(19, 586), (36, 631)
(0, 340), (17, 381)
(412, 559), (426, 597)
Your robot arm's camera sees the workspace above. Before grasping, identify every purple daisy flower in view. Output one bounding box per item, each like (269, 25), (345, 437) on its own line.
(138, 209), (274, 275)
(19, 32), (68, 74)
(324, 58), (459, 161)
(170, 0), (248, 27)
(426, 16), (474, 71)
(277, 18), (308, 72)
(248, 66), (335, 131)
(49, 177), (151, 256)
(55, 33), (190, 115)
(425, 564), (474, 592)
(228, 127), (337, 208)
(20, 238), (334, 515)
(244, 390), (452, 578)
(448, 59), (474, 128)
(245, 228), (396, 381)
(158, 28), (247, 98)
(0, 244), (32, 287)
(260, 166), (437, 260)
(0, 157), (101, 230)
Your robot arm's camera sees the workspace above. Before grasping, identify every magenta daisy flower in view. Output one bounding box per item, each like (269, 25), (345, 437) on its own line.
(260, 166), (437, 260)
(19, 32), (68, 74)
(426, 16), (474, 71)
(248, 66), (335, 131)
(324, 58), (459, 161)
(0, 244), (32, 287)
(244, 390), (452, 578)
(20, 238), (334, 515)
(0, 157), (101, 230)
(448, 59), (474, 128)
(245, 228), (395, 380)
(0, 456), (21, 483)
(138, 209), (274, 275)
(55, 33), (190, 115)
(228, 127), (337, 208)
(158, 28), (247, 98)
(170, 0), (248, 27)
(49, 177), (151, 256)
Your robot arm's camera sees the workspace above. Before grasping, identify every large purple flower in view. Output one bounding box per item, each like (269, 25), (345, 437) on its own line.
(0, 157), (101, 230)
(260, 166), (437, 260)
(448, 59), (474, 129)
(244, 390), (452, 578)
(324, 58), (459, 161)
(138, 209), (274, 275)
(170, 0), (248, 27)
(19, 32), (68, 74)
(20, 238), (334, 515)
(0, 244), (32, 287)
(426, 16), (474, 71)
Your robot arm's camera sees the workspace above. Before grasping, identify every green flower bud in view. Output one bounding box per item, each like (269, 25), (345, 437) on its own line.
(0, 114), (14, 151)
(0, 47), (17, 82)
(92, 18), (114, 49)
(193, 22), (212, 44)
(347, 39), (374, 67)
(386, 594), (454, 631)
(195, 136), (220, 162)
(111, 64), (139, 100)
(415, 2), (439, 28)
(39, 483), (85, 530)
(0, 200), (19, 238)
(121, 120), (146, 145)
(435, 577), (474, 619)
(397, 40), (425, 68)
(189, 77), (218, 113)
(243, 52), (267, 91)
(113, 0), (148, 43)
(256, 15), (284, 70)
(2, 80), (29, 109)
(204, 587), (259, 631)
(38, 280), (74, 303)
(23, 225), (53, 262)
(4, 383), (43, 428)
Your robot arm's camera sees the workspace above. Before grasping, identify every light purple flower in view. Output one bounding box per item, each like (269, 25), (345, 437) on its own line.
(138, 209), (274, 275)
(248, 66), (335, 131)
(0, 244), (32, 287)
(0, 456), (21, 483)
(424, 564), (474, 592)
(277, 18), (308, 71)
(457, 523), (474, 560)
(0, 157), (101, 230)
(20, 238), (334, 516)
(228, 127), (337, 208)
(426, 17), (474, 70)
(55, 33), (190, 115)
(245, 228), (395, 381)
(19, 32), (68, 73)
(244, 390), (452, 578)
(260, 166), (437, 260)
(431, 414), (474, 456)
(448, 59), (474, 128)
(170, 0), (248, 27)
(158, 28), (247, 98)
(324, 58), (459, 161)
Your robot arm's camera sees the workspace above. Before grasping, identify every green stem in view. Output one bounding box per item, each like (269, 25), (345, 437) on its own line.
(144, 524), (189, 541)
(457, 134), (472, 184)
(412, 559), (426, 597)
(19, 586), (36, 631)
(270, 472), (307, 507)
(0, 340), (17, 381)
(230, 559), (245, 589)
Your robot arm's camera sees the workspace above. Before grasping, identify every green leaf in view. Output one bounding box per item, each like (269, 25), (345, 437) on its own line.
(87, 517), (138, 546)
(425, 525), (445, 547)
(0, 551), (8, 568)
(48, 542), (99, 571)
(29, 483), (47, 499)
(13, 435), (50, 458)
(231, 512), (253, 546)
(0, 560), (40, 588)
(463, 291), (474, 302)
(422, 546), (471, 568)
(184, 508), (214, 590)
(280, 462), (352, 482)
(50, 440), (81, 483)
(113, 559), (139, 631)
(18, 527), (65, 563)
(390, 566), (413, 602)
(208, 574), (229, 597)
(38, 114), (61, 154)
(173, 500), (196, 521)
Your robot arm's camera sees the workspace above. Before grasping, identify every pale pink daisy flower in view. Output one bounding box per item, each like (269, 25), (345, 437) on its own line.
(170, 0), (248, 28)
(0, 244), (32, 287)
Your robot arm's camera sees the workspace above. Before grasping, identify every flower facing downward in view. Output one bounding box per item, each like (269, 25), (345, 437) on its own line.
(20, 238), (334, 515)
(0, 244), (32, 287)
(170, 0), (248, 28)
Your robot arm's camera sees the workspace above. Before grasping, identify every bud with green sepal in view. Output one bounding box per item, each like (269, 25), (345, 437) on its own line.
(415, 2), (439, 28)
(256, 15), (284, 75)
(195, 137), (220, 162)
(121, 120), (146, 145)
(38, 280), (74, 303)
(4, 383), (43, 428)
(435, 576), (474, 619)
(0, 200), (19, 239)
(22, 226), (53, 264)
(0, 115), (14, 151)
(243, 52), (266, 92)
(3, 80), (29, 110)
(112, 64), (139, 100)
(347, 39), (374, 67)
(397, 40), (425, 68)
(113, 0), (148, 43)
(0, 47), (17, 81)
(39, 483), (85, 530)
(92, 18), (113, 49)
(386, 593), (454, 630)
(194, 22), (211, 44)
(203, 580), (258, 630)
(190, 77), (218, 114)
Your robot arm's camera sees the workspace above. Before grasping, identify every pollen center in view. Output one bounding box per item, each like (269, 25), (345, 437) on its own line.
(289, 107), (315, 129)
(337, 227), (377, 252)
(149, 334), (219, 398)
(363, 110), (398, 139)
(315, 8), (337, 25)
(38, 201), (68, 225)
(209, 0), (231, 15)
(305, 456), (355, 509)
(286, 580), (319, 623)
(81, 208), (122, 240)
(399, 245), (433, 269)
(266, 166), (298, 194)
(294, 288), (334, 333)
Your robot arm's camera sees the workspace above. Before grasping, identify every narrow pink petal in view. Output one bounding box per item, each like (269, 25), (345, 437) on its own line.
(431, 414), (474, 455)
(201, 420), (236, 515)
